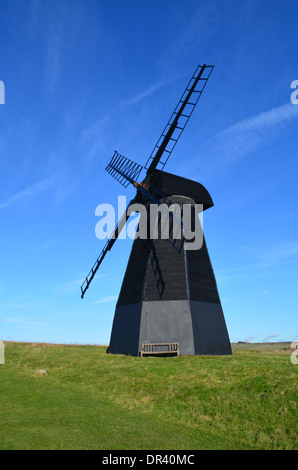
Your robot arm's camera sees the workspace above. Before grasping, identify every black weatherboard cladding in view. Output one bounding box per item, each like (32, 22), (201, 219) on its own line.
(187, 237), (220, 304)
(144, 237), (188, 302)
(116, 238), (149, 307)
(117, 181), (220, 306)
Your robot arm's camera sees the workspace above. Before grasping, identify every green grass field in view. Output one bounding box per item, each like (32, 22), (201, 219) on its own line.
(0, 341), (297, 450)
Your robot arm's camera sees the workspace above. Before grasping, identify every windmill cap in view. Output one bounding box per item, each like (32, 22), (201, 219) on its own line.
(150, 170), (214, 210)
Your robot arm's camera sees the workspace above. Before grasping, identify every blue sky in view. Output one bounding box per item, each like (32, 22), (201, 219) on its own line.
(0, 0), (297, 345)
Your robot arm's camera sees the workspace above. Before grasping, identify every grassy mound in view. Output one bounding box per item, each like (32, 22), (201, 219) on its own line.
(0, 341), (296, 450)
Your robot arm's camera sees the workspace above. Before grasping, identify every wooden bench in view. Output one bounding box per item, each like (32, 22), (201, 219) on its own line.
(140, 342), (179, 357)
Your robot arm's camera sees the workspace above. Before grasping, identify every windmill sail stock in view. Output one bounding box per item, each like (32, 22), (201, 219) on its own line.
(145, 64), (213, 176)
(81, 64), (214, 299)
(80, 196), (136, 299)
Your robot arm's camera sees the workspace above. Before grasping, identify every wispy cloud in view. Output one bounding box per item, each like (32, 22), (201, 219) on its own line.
(54, 278), (85, 295)
(42, 3), (70, 100)
(0, 173), (59, 210)
(55, 275), (107, 295)
(93, 295), (118, 304)
(2, 316), (48, 327)
(195, 103), (298, 171)
(159, 2), (228, 72)
(259, 241), (298, 267)
(263, 333), (279, 342)
(45, 24), (61, 98)
(118, 80), (168, 108)
(80, 79), (168, 164)
(31, 241), (53, 252)
(216, 239), (298, 288)
(0, 295), (44, 311)
(254, 210), (298, 228)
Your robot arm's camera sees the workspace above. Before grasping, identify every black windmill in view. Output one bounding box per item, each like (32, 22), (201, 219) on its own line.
(81, 64), (232, 357)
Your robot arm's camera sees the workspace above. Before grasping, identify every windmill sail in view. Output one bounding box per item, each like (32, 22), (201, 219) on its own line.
(80, 197), (136, 298)
(145, 64), (214, 174)
(106, 151), (143, 188)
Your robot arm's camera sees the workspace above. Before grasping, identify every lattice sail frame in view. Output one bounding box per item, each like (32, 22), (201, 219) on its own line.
(145, 64), (214, 172)
(106, 151), (143, 188)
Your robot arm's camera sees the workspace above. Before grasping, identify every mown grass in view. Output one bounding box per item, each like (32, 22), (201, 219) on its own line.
(0, 342), (297, 450)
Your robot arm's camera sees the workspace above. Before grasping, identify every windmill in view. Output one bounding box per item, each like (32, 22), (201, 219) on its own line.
(81, 64), (232, 356)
